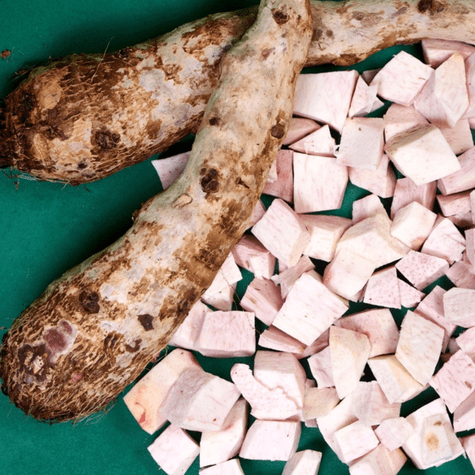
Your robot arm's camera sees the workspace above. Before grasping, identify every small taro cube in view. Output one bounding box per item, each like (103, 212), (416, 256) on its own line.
(375, 417), (414, 451)
(282, 450), (322, 475)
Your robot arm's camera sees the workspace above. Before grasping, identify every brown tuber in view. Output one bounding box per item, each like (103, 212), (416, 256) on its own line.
(1, 0), (475, 184)
(0, 0), (313, 421)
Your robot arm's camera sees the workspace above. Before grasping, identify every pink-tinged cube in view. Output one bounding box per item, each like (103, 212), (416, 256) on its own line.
(437, 190), (471, 218)
(299, 214), (351, 262)
(454, 390), (475, 432)
(303, 387), (340, 420)
(240, 277), (283, 326)
(148, 424), (199, 475)
(349, 76), (384, 118)
(456, 326), (475, 360)
(421, 38), (475, 68)
(415, 286), (455, 352)
(168, 301), (209, 350)
(332, 420), (379, 464)
(239, 420), (301, 461)
(160, 367), (241, 432)
(390, 201), (437, 250)
(465, 52), (475, 118)
(447, 210), (473, 229)
(439, 119), (474, 155)
(293, 71), (358, 133)
(446, 258), (475, 289)
(271, 255), (315, 299)
(258, 326), (308, 356)
(395, 311), (445, 385)
(282, 450), (322, 475)
(430, 349), (475, 412)
(307, 346), (334, 388)
(398, 279), (424, 308)
(324, 248), (376, 301)
(385, 124), (461, 186)
(421, 216), (466, 264)
(352, 194), (386, 224)
(383, 103), (429, 143)
(247, 199), (266, 228)
(375, 417), (414, 451)
(337, 118), (384, 170)
(289, 125), (336, 157)
(251, 198), (310, 268)
(461, 435), (475, 472)
(336, 213), (410, 269)
(335, 308), (398, 358)
(263, 149), (293, 203)
(443, 287), (475, 327)
(348, 154), (397, 199)
(363, 266), (401, 309)
(353, 381), (401, 426)
(272, 270), (349, 345)
(293, 153), (348, 212)
(370, 51), (433, 106)
(151, 151), (190, 190)
(395, 250), (449, 290)
(390, 178), (436, 219)
(402, 399), (463, 469)
(349, 445), (407, 475)
(199, 399), (248, 468)
(330, 326), (371, 399)
(199, 460), (245, 475)
(466, 228), (475, 264)
(230, 364), (299, 421)
(362, 68), (381, 84)
(232, 234), (275, 280)
(196, 311), (255, 358)
(123, 349), (200, 434)
(368, 355), (426, 404)
(414, 53), (469, 128)
(283, 118), (320, 146)
(438, 146), (475, 194)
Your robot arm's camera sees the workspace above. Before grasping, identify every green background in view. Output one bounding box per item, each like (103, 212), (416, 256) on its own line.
(0, 1), (473, 474)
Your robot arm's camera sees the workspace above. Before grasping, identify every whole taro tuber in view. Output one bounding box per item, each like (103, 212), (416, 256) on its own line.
(1, 0), (475, 184)
(0, 0), (313, 421)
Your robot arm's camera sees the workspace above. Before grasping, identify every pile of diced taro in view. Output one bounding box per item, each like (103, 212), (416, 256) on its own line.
(126, 38), (475, 475)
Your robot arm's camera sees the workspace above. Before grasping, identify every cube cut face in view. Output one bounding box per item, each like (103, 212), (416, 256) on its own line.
(283, 118), (320, 146)
(349, 76), (383, 118)
(390, 178), (436, 219)
(307, 346), (334, 388)
(363, 266), (401, 309)
(200, 460), (246, 475)
(383, 104), (428, 143)
(443, 287), (475, 327)
(438, 146), (475, 195)
(232, 234), (275, 280)
(282, 450), (322, 475)
(421, 38), (475, 68)
(263, 149), (294, 202)
(289, 124), (336, 157)
(375, 417), (414, 451)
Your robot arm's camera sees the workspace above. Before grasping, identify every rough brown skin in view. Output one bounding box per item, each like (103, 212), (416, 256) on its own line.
(1, 0), (475, 184)
(0, 0), (313, 421)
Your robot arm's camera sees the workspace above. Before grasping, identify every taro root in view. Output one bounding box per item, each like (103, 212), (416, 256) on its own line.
(0, 0), (313, 421)
(1, 0), (475, 184)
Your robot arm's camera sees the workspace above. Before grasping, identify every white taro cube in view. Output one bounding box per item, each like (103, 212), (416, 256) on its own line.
(456, 326), (475, 360)
(196, 311), (255, 358)
(199, 398), (248, 467)
(421, 38), (475, 68)
(375, 417), (414, 451)
(123, 348), (200, 434)
(258, 326), (308, 356)
(230, 363), (299, 421)
(348, 154), (397, 199)
(370, 51), (433, 106)
(398, 279), (424, 308)
(263, 149), (293, 203)
(443, 287), (475, 327)
(239, 420), (301, 461)
(199, 460), (245, 475)
(390, 201), (437, 250)
(454, 390), (475, 432)
(335, 308), (399, 358)
(437, 190), (472, 218)
(361, 68), (381, 84)
(395, 311), (444, 385)
(330, 326), (371, 399)
(467, 227), (475, 264)
(438, 146), (475, 195)
(336, 117), (384, 170)
(430, 349), (475, 413)
(348, 75), (384, 117)
(383, 103), (428, 143)
(363, 266), (401, 309)
(147, 424), (199, 475)
(272, 270), (348, 346)
(299, 214), (351, 262)
(402, 398), (464, 469)
(414, 53), (469, 128)
(251, 198), (310, 268)
(231, 234), (275, 280)
(283, 117), (320, 146)
(352, 194), (386, 224)
(152, 151), (190, 190)
(390, 178), (436, 219)
(461, 435), (475, 472)
(293, 70), (358, 133)
(289, 124), (336, 157)
(332, 420), (379, 464)
(282, 450), (322, 475)
(445, 259), (475, 290)
(349, 444), (407, 475)
(439, 119), (474, 155)
(307, 346), (334, 388)
(385, 124), (461, 186)
(168, 300), (208, 351)
(160, 367), (241, 432)
(271, 255), (315, 299)
(248, 199), (266, 228)
(465, 52), (475, 118)
(323, 248), (376, 300)
(293, 153), (348, 212)
(368, 354), (426, 404)
(240, 277), (283, 326)
(303, 387), (340, 420)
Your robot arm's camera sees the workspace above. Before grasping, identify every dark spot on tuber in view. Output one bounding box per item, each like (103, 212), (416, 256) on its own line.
(18, 343), (53, 383)
(352, 11), (365, 21)
(138, 314), (154, 331)
(95, 130), (120, 150)
(79, 290), (100, 314)
(312, 29), (323, 42)
(236, 177), (250, 189)
(271, 124), (286, 139)
(77, 161), (88, 170)
(125, 339), (142, 353)
(116, 47), (133, 59)
(200, 167), (219, 194)
(272, 8), (289, 24)
(417, 0), (446, 14)
(209, 116), (221, 126)
(43, 329), (67, 354)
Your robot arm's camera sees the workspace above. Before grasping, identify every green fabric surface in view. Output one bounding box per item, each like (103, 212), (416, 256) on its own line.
(0, 1), (474, 475)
